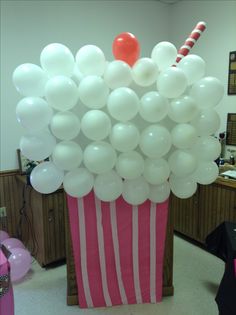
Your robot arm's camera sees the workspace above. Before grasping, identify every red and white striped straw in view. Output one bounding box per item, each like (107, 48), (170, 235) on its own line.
(175, 21), (207, 64)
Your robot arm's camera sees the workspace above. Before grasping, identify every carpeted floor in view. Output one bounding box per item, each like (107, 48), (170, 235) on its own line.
(13, 235), (224, 315)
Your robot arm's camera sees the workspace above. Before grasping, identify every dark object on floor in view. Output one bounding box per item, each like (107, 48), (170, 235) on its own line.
(205, 221), (236, 315)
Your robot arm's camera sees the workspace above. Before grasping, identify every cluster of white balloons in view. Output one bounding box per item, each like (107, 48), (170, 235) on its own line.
(13, 41), (224, 205)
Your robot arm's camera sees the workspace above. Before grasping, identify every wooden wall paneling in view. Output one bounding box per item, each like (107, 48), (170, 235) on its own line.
(170, 192), (199, 241)
(0, 174), (8, 231)
(198, 182), (236, 243)
(229, 188), (236, 221)
(60, 193), (67, 259)
(217, 184), (236, 224)
(198, 186), (204, 242)
(217, 184), (227, 227)
(173, 179), (236, 244)
(43, 191), (66, 265)
(65, 205), (78, 305)
(26, 187), (45, 264)
(197, 185), (209, 242)
(198, 184), (213, 243)
(0, 171), (23, 236)
(44, 194), (56, 263)
(55, 190), (66, 261)
(190, 193), (198, 240)
(57, 192), (66, 259)
(10, 176), (20, 234)
(170, 195), (181, 231)
(52, 195), (59, 259)
(15, 176), (66, 266)
(162, 202), (174, 296)
(215, 185), (223, 229)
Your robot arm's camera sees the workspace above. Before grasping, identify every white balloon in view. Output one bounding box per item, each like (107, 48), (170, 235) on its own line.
(171, 124), (197, 149)
(149, 181), (170, 203)
(81, 110), (111, 140)
(63, 168), (94, 198)
(177, 54), (206, 85)
(104, 60), (132, 89)
(190, 108), (220, 136)
(169, 174), (197, 199)
(94, 170), (123, 201)
(78, 75), (109, 109)
(52, 141), (83, 171)
(115, 151), (144, 179)
(168, 150), (197, 177)
(16, 97), (53, 131)
(122, 176), (149, 205)
(143, 158), (170, 185)
(12, 63), (47, 97)
(30, 162), (64, 194)
(72, 65), (84, 85)
(107, 87), (139, 121)
(50, 111), (80, 140)
(168, 95), (198, 123)
(109, 122), (140, 152)
(20, 131), (56, 161)
(83, 141), (117, 174)
(157, 67), (188, 98)
(193, 161), (219, 185)
(132, 58), (159, 87)
(76, 45), (106, 76)
(40, 43), (75, 77)
(192, 136), (221, 161)
(140, 91), (168, 122)
(45, 75), (78, 111)
(151, 41), (177, 71)
(13, 41), (224, 202)
(139, 125), (171, 158)
(190, 76), (224, 108)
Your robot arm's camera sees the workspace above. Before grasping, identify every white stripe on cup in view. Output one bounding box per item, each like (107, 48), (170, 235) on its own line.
(132, 205), (142, 304)
(150, 202), (157, 303)
(78, 198), (93, 307)
(110, 201), (128, 305)
(95, 196), (112, 306)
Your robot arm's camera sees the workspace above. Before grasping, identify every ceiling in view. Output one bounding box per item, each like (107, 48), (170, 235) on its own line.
(157, 0), (182, 4)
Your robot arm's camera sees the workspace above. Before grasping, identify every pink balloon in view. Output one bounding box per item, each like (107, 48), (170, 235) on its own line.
(1, 238), (25, 250)
(8, 248), (32, 282)
(0, 230), (9, 243)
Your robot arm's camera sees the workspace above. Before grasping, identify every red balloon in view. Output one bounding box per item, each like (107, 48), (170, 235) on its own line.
(112, 32), (140, 66)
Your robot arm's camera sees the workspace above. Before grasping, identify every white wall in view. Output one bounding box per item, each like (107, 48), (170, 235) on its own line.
(1, 0), (236, 170)
(0, 0), (169, 171)
(170, 0), (236, 157)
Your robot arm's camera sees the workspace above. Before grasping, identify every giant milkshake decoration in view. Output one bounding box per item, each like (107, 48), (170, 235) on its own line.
(12, 23), (224, 308)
